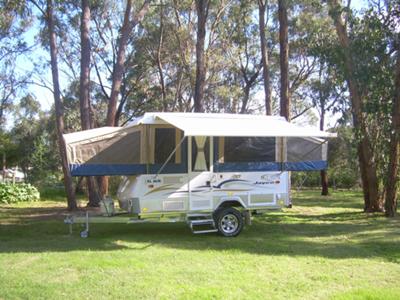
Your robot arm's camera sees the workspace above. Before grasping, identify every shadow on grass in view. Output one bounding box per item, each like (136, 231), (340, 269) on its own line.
(0, 212), (399, 263)
(1, 190), (399, 262)
(0, 206), (73, 221)
(291, 190), (365, 210)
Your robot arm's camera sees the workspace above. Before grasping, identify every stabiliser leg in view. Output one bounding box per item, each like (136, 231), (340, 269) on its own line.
(80, 211), (89, 238)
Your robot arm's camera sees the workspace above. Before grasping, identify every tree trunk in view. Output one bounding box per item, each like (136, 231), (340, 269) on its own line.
(278, 0), (290, 121)
(328, 0), (381, 212)
(79, 0), (98, 207)
(194, 0), (209, 112)
(385, 48), (400, 217)
(80, 0), (91, 131)
(106, 0), (150, 126)
(2, 152), (5, 182)
(100, 0), (150, 196)
(320, 109), (329, 195)
(240, 70), (260, 114)
(46, 0), (77, 210)
(258, 0), (272, 115)
(106, 0), (132, 126)
(240, 85), (251, 114)
(157, 3), (167, 111)
(320, 170), (329, 195)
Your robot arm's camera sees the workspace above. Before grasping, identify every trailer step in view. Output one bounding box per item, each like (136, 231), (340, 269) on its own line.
(193, 229), (218, 234)
(189, 219), (215, 226)
(187, 213), (213, 218)
(188, 218), (217, 234)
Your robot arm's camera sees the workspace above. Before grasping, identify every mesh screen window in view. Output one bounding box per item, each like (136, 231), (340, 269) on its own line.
(154, 128), (176, 164)
(84, 130), (141, 164)
(224, 137), (276, 163)
(287, 137), (323, 162)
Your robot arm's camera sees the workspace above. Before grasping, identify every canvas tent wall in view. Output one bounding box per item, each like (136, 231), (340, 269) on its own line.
(64, 123), (186, 176)
(63, 113), (336, 176)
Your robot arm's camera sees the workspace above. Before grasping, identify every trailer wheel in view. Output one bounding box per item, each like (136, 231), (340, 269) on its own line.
(215, 207), (243, 237)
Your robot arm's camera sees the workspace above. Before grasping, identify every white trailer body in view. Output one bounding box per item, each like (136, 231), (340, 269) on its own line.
(117, 171), (290, 214)
(63, 113), (335, 236)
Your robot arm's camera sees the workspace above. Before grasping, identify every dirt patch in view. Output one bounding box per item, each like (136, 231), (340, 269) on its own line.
(0, 205), (102, 223)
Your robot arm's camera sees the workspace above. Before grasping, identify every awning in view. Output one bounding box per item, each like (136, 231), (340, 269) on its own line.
(149, 113), (336, 138)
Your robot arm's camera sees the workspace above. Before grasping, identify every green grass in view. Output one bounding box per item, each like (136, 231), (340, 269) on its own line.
(0, 190), (399, 300)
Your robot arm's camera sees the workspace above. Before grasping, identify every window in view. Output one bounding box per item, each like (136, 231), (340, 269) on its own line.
(287, 137), (323, 162)
(224, 137), (275, 163)
(154, 128), (176, 164)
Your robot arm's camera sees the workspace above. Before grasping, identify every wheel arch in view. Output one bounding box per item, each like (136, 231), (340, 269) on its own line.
(216, 196), (246, 210)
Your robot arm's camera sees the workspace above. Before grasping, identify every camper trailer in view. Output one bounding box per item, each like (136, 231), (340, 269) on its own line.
(64, 113), (336, 237)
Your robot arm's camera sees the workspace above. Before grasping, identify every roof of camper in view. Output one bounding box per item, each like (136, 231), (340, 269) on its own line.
(127, 112), (336, 138)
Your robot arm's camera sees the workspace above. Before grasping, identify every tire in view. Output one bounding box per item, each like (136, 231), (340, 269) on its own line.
(214, 207), (244, 237)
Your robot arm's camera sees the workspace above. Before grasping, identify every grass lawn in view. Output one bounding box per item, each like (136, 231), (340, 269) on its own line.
(0, 189), (399, 299)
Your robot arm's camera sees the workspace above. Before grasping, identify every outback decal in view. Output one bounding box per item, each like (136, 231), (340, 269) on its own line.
(254, 181), (280, 185)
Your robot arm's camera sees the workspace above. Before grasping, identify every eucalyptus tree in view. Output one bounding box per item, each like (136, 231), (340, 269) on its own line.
(131, 1), (186, 113)
(0, 1), (32, 127)
(11, 94), (40, 175)
(106, 0), (151, 127)
(194, 0), (209, 112)
(278, 0), (289, 120)
(328, 0), (378, 211)
(78, 0), (100, 206)
(79, 0), (92, 130)
(25, 0), (77, 209)
(386, 44), (399, 217)
(232, 1), (262, 113)
(382, 1), (399, 217)
(308, 62), (347, 195)
(214, 0), (263, 114)
(258, 0), (272, 115)
(289, 0), (345, 194)
(327, 0), (399, 213)
(11, 95), (59, 185)
(45, 0), (77, 209)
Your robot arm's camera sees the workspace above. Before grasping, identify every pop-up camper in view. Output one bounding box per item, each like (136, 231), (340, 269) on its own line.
(64, 113), (336, 237)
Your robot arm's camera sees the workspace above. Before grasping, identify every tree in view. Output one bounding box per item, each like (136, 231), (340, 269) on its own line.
(79, 0), (92, 131)
(385, 41), (400, 217)
(0, 1), (32, 127)
(0, 132), (17, 181)
(311, 62), (345, 195)
(106, 0), (151, 127)
(258, 0), (272, 115)
(96, 0), (150, 196)
(194, 0), (209, 112)
(78, 0), (99, 206)
(278, 0), (289, 120)
(44, 0), (77, 210)
(227, 1), (262, 114)
(327, 0), (380, 212)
